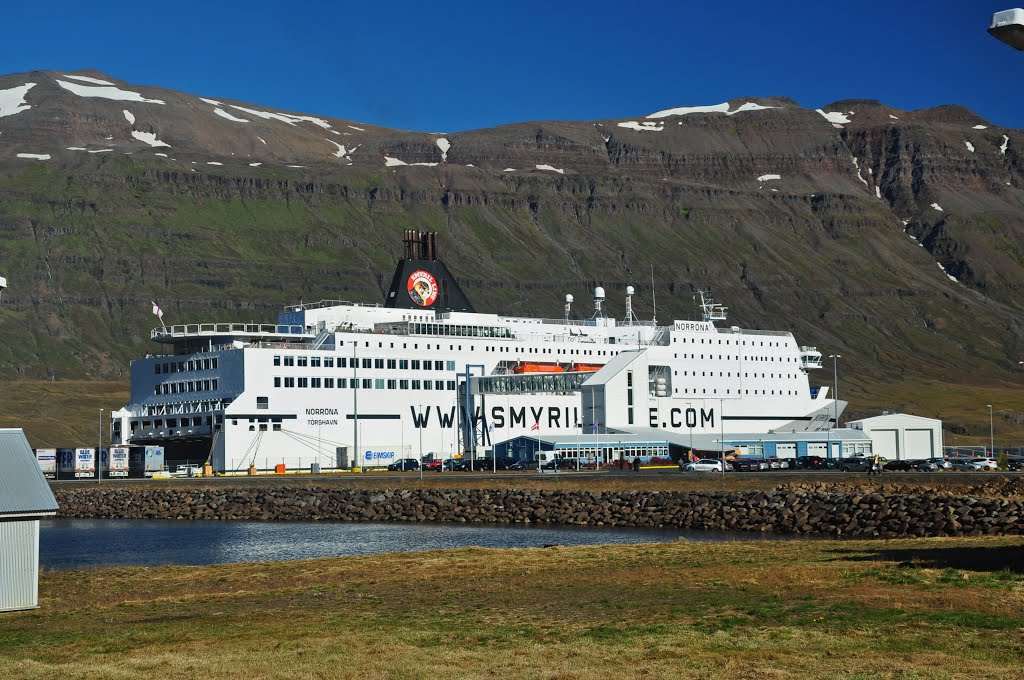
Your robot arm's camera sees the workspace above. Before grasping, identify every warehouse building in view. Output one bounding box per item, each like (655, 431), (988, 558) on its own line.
(1, 429), (59, 613)
(845, 413), (943, 460)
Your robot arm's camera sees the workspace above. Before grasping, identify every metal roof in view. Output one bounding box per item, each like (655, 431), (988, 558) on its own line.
(0, 429), (58, 517)
(580, 348), (646, 387)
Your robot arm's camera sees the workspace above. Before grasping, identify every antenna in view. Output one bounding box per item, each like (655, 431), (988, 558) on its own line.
(592, 286), (605, 319)
(564, 294), (574, 321)
(0, 274), (6, 305)
(624, 286), (639, 326)
(650, 265), (656, 324)
(698, 287), (728, 323)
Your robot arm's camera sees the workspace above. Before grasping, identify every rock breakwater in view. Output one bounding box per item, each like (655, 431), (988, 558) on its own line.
(52, 486), (1024, 538)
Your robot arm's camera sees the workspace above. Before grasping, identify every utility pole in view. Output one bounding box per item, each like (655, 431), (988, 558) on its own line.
(988, 404), (994, 458)
(98, 408), (103, 484)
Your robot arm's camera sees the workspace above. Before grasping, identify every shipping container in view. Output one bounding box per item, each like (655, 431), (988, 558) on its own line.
(129, 445), (165, 477)
(33, 448), (57, 479)
(103, 447), (130, 477)
(74, 448), (96, 478)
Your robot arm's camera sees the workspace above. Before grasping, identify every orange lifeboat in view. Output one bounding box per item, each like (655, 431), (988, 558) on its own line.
(569, 363), (603, 373)
(513, 362), (565, 374)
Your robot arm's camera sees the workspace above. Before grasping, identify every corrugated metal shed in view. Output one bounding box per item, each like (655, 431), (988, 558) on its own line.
(1, 428), (57, 613)
(0, 428), (58, 518)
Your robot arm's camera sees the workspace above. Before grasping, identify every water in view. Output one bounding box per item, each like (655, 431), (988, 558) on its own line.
(39, 519), (792, 570)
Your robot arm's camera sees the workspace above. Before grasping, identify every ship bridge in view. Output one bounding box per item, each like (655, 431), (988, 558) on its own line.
(151, 323), (314, 355)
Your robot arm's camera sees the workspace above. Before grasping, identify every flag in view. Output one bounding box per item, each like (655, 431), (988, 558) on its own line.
(488, 422), (494, 433)
(530, 421), (539, 431)
(151, 301), (164, 322)
(591, 423), (598, 431)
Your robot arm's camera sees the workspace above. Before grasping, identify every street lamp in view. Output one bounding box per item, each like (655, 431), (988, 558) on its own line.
(98, 408), (103, 484)
(990, 9), (1024, 50)
(419, 404), (424, 480)
(828, 355), (842, 428)
(986, 404), (994, 457)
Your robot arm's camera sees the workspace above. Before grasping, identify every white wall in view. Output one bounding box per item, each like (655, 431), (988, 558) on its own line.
(847, 414), (943, 460)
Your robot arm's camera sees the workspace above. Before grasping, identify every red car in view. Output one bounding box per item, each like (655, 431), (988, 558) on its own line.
(422, 460), (443, 472)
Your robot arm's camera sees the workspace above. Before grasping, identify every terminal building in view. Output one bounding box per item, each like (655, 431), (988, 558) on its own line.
(845, 413), (943, 460)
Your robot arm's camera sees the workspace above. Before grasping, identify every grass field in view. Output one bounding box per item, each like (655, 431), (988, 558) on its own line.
(2, 537), (1022, 679)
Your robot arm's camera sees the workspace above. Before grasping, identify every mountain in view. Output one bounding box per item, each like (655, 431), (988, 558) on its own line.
(0, 69), (1022, 437)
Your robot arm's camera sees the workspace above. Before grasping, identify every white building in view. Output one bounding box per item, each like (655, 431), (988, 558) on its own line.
(845, 413), (944, 460)
(0, 429), (59, 613)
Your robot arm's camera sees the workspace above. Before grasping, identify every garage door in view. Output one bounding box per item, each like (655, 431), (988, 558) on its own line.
(872, 429), (899, 459)
(905, 429), (934, 459)
(807, 442), (827, 456)
(775, 443), (796, 459)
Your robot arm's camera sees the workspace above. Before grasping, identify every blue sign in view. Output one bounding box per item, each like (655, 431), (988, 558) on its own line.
(364, 450), (397, 461)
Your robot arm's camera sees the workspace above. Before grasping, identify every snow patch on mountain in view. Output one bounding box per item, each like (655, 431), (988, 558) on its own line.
(436, 137), (450, 162)
(230, 105), (332, 130)
(63, 75), (115, 85)
(384, 156), (437, 168)
(348, 125), (365, 132)
(889, 114), (899, 120)
(930, 202), (943, 212)
(756, 174), (781, 182)
(131, 130), (170, 147)
(618, 121), (664, 131)
(536, 164), (565, 174)
(17, 153), (49, 160)
(123, 110), (135, 125)
(249, 162), (262, 166)
(214, 108), (249, 123)
(965, 141), (975, 153)
(851, 157), (868, 187)
(646, 101), (776, 119)
(257, 137), (266, 145)
(973, 125), (988, 130)
(327, 139), (359, 160)
(56, 79), (165, 104)
(1001, 135), (1009, 154)
(503, 168), (517, 172)
(200, 97), (222, 106)
(817, 109), (851, 127)
(0, 83), (36, 118)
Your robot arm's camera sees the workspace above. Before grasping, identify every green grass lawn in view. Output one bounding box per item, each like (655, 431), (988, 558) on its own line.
(2, 537), (1022, 679)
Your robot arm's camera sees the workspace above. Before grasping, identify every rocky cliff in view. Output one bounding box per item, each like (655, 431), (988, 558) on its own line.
(0, 70), (1021, 421)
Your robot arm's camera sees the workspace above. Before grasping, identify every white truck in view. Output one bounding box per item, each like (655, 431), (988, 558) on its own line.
(34, 448), (57, 479)
(103, 447), (130, 477)
(73, 448), (96, 478)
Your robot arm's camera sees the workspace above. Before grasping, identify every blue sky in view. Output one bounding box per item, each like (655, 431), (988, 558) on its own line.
(3, 1), (1021, 131)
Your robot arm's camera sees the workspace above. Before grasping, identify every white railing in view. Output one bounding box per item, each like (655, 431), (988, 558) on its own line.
(151, 323), (311, 340)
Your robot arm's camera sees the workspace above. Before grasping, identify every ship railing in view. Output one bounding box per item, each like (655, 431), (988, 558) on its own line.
(151, 323), (311, 340)
(716, 327), (794, 337)
(283, 299), (382, 312)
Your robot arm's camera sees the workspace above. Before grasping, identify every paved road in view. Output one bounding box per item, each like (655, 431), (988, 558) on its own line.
(49, 469), (1023, 486)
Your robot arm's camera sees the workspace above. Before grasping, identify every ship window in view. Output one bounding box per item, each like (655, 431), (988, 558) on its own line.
(362, 358), (371, 369)
(325, 378), (334, 388)
(435, 361), (444, 370)
(411, 360), (421, 370)
(412, 380), (421, 390)
(284, 377), (295, 388)
(324, 357), (334, 368)
(400, 380), (409, 389)
(387, 359), (397, 369)
(178, 362), (185, 372)
(272, 424), (281, 431)
(155, 364), (161, 375)
(257, 397), (269, 410)
(387, 379), (397, 390)
(339, 358), (346, 368)
(311, 378), (321, 388)
(298, 357), (308, 367)
(362, 379), (372, 389)
(284, 356), (294, 367)
(212, 379), (219, 390)
(375, 359), (384, 369)
(423, 380), (433, 390)
(338, 379), (347, 388)
(400, 360), (409, 370)
(249, 425), (256, 431)
(447, 380), (456, 390)
(311, 357), (321, 368)
(298, 378), (309, 388)
(167, 419), (177, 427)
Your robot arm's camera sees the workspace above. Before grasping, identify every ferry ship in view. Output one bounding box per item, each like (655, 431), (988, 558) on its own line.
(112, 231), (844, 472)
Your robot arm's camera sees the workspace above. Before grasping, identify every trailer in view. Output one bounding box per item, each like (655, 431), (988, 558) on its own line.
(103, 447), (130, 477)
(33, 448), (57, 479)
(73, 448), (96, 478)
(128, 445), (165, 477)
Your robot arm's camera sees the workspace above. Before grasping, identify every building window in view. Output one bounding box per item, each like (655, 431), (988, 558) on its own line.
(211, 358), (218, 369)
(257, 397), (269, 410)
(155, 364), (162, 375)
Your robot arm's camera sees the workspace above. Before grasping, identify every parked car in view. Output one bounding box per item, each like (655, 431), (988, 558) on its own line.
(422, 459), (443, 472)
(766, 457), (790, 470)
(836, 456), (873, 473)
(387, 458), (420, 471)
(479, 456), (517, 470)
(682, 459), (725, 473)
(508, 459), (535, 471)
(911, 460), (940, 472)
(948, 458), (975, 471)
(925, 457), (951, 470)
(442, 458), (469, 471)
(731, 457), (768, 472)
(791, 455), (831, 470)
(1008, 457), (1024, 471)
(883, 460), (914, 472)
(969, 458), (998, 471)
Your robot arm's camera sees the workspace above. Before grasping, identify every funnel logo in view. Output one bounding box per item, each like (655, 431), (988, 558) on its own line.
(407, 270), (439, 307)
